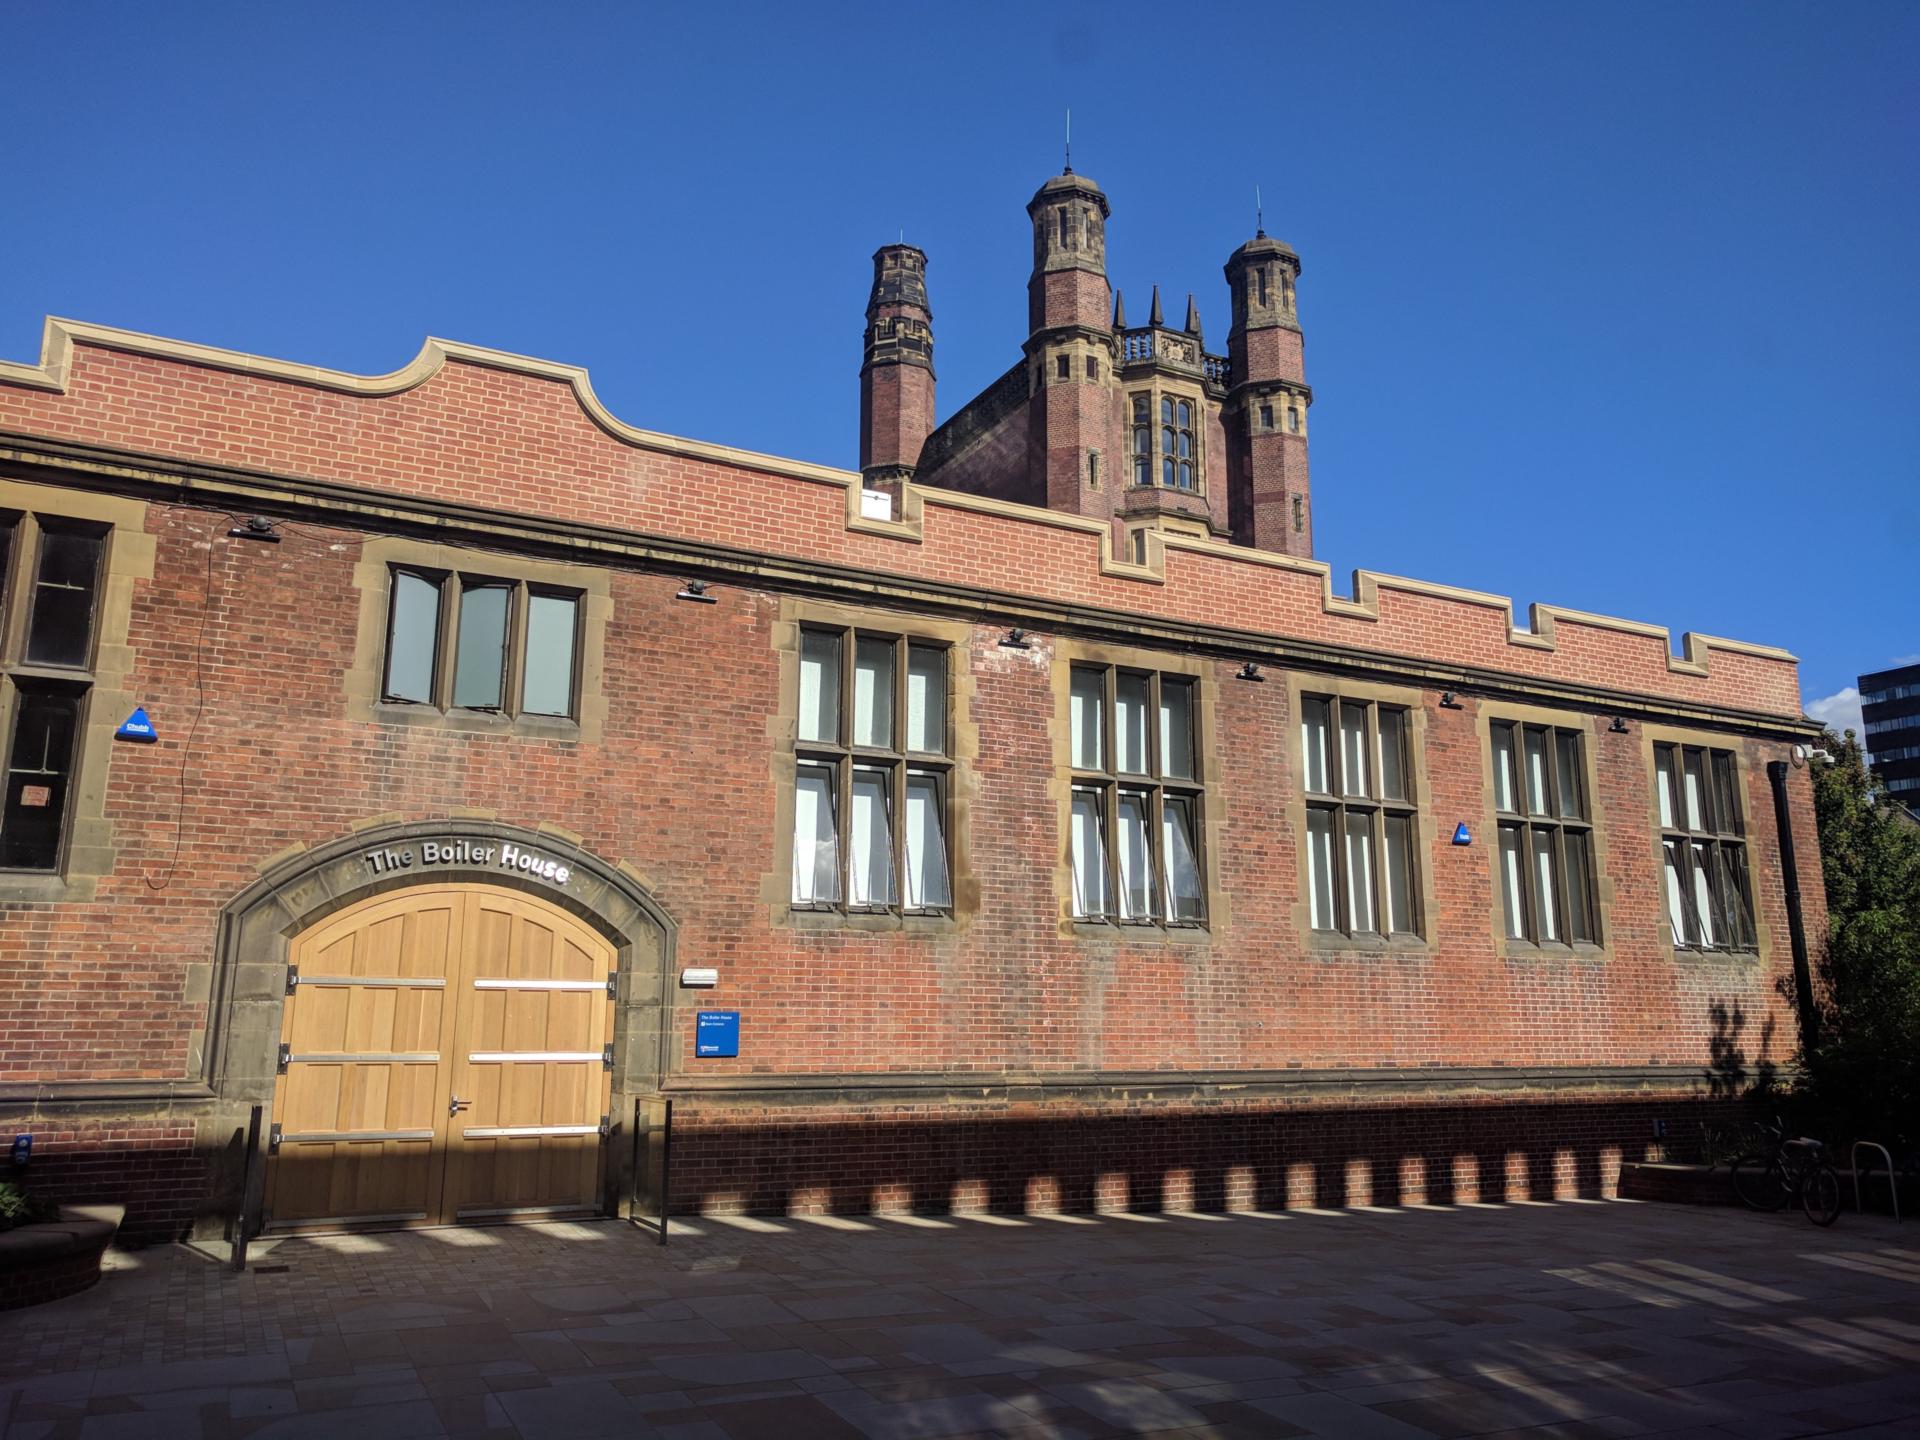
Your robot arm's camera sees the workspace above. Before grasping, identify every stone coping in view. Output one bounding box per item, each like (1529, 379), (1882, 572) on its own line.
(0, 1204), (123, 1268)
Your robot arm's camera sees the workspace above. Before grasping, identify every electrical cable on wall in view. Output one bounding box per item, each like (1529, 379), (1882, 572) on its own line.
(140, 508), (330, 891)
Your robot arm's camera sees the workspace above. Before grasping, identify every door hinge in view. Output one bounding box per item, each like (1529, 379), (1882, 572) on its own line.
(284, 965), (299, 993)
(605, 973), (618, 998)
(598, 1113), (611, 1138)
(277, 1043), (291, 1073)
(602, 1044), (614, 1071)
(268, 1123), (283, 1154)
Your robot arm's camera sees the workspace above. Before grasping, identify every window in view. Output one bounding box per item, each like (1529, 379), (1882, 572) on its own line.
(1292, 496), (1304, 532)
(1301, 696), (1420, 938)
(1131, 395), (1152, 486)
(1056, 355), (1070, 380)
(1655, 742), (1756, 952)
(1087, 450), (1100, 489)
(1260, 403), (1274, 430)
(381, 568), (581, 719)
(1129, 392), (1200, 491)
(1068, 665), (1204, 925)
(793, 626), (952, 914)
(1085, 355), (1099, 381)
(1, 515), (106, 872)
(1490, 721), (1598, 946)
(1161, 397), (1195, 489)
(1288, 404), (1302, 434)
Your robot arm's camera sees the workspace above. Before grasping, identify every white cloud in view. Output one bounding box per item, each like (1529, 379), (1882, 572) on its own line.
(1807, 686), (1864, 740)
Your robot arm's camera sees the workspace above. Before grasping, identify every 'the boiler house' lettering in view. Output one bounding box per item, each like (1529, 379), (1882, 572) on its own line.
(363, 837), (573, 887)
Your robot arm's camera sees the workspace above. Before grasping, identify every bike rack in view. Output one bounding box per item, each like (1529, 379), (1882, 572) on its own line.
(1851, 1141), (1902, 1223)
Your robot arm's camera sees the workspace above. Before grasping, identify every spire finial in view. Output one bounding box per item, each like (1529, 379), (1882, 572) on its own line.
(1149, 285), (1163, 327)
(1064, 107), (1072, 174)
(1256, 184), (1265, 239)
(1184, 293), (1201, 336)
(1113, 288), (1127, 328)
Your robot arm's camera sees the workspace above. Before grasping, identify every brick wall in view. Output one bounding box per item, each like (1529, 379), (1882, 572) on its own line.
(0, 327), (1822, 1231)
(0, 509), (1812, 1089)
(0, 333), (1804, 717)
(666, 1092), (1747, 1216)
(4, 1122), (207, 1244)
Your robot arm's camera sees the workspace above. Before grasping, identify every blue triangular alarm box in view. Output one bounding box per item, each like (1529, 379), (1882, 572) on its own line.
(1451, 822), (1472, 846)
(115, 707), (158, 743)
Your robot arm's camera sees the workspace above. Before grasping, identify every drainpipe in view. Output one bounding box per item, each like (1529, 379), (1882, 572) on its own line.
(1767, 760), (1820, 1055)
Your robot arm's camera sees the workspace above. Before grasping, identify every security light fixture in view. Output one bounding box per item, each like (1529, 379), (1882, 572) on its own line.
(1439, 691), (1464, 710)
(1236, 662), (1264, 682)
(676, 578), (717, 603)
(1608, 716), (1631, 734)
(1000, 627), (1031, 649)
(228, 516), (281, 543)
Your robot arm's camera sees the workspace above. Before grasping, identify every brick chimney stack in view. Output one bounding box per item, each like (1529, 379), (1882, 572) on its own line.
(1224, 231), (1313, 556)
(859, 245), (935, 487)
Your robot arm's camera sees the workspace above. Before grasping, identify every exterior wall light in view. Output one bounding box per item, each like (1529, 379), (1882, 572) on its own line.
(676, 579), (717, 603)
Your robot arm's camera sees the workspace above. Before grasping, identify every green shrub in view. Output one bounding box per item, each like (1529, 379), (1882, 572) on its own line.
(0, 1180), (61, 1231)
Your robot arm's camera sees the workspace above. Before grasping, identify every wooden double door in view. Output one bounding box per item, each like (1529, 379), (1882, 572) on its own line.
(265, 885), (617, 1231)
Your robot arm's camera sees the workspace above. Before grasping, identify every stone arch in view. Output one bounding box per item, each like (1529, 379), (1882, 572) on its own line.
(200, 820), (675, 1230)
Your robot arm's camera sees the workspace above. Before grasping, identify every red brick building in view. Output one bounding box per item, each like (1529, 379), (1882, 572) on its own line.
(0, 171), (1820, 1242)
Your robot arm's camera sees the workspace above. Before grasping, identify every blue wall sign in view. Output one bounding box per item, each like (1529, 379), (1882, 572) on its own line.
(10, 1134), (30, 1167)
(115, 707), (158, 743)
(695, 1010), (740, 1058)
(1452, 823), (1473, 846)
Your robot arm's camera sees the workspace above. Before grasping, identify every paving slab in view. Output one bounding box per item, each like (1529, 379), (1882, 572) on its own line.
(2, 1201), (1916, 1438)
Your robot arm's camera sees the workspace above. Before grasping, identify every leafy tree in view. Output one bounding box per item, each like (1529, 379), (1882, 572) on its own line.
(1804, 728), (1920, 1146)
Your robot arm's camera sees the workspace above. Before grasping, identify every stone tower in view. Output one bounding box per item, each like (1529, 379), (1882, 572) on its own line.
(859, 245), (935, 487)
(1024, 172), (1114, 514)
(1223, 231), (1312, 556)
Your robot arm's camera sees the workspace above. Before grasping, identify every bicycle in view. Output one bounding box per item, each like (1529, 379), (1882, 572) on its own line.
(1730, 1116), (1843, 1226)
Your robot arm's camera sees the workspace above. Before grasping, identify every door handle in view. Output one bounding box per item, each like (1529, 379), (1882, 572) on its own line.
(449, 1095), (471, 1116)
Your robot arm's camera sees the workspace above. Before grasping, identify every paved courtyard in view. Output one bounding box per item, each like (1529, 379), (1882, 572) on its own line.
(2, 1199), (1917, 1439)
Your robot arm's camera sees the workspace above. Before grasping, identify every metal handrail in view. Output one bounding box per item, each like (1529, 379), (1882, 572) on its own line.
(1851, 1141), (1902, 1223)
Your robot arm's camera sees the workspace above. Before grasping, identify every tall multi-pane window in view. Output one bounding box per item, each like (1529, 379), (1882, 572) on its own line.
(1655, 743), (1755, 952)
(1301, 696), (1420, 938)
(1130, 396), (1152, 486)
(1129, 393), (1198, 490)
(0, 515), (106, 872)
(792, 627), (952, 914)
(1490, 721), (1599, 946)
(381, 568), (581, 719)
(1160, 397), (1195, 489)
(1068, 665), (1204, 925)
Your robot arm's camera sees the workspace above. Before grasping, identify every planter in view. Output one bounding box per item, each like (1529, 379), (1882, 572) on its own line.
(0, 1204), (125, 1311)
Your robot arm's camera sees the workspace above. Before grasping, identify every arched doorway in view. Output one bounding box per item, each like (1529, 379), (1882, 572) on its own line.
(267, 884), (617, 1230)
(205, 820), (675, 1239)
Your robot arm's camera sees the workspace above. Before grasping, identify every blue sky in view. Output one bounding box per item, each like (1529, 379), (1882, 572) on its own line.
(4, 3), (1914, 726)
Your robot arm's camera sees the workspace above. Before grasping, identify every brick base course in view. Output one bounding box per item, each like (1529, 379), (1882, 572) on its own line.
(664, 1091), (1744, 1217)
(0, 1246), (106, 1311)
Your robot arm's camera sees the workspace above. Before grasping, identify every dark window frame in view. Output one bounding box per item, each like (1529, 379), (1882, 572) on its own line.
(1068, 663), (1206, 928)
(1302, 694), (1422, 940)
(1656, 741), (1757, 954)
(792, 624), (953, 918)
(380, 566), (582, 720)
(0, 512), (108, 875)
(1491, 720), (1600, 948)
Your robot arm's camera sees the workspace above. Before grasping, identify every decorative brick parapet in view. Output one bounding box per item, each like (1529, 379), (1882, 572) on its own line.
(0, 321), (1803, 718)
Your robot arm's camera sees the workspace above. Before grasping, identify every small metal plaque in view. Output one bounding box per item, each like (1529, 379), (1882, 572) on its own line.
(695, 1010), (740, 1058)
